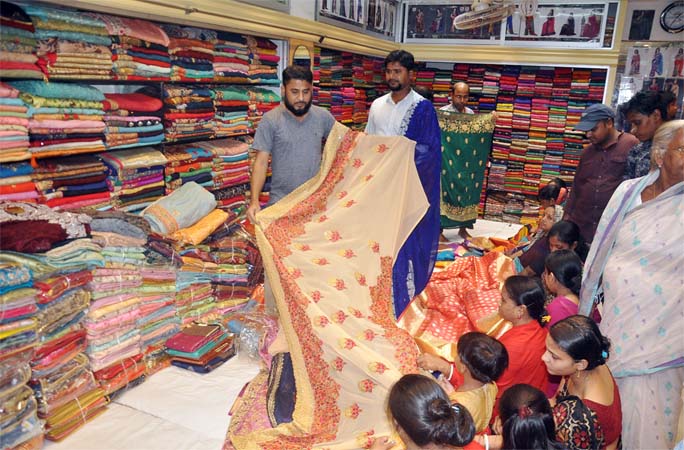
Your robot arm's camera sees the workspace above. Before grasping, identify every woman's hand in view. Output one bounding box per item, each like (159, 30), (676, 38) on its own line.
(369, 436), (395, 450)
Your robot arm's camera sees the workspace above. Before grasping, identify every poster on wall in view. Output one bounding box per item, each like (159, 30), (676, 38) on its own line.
(365, 0), (399, 39)
(628, 9), (655, 41)
(318, 0), (366, 28)
(403, 1), (501, 42)
(505, 2), (608, 47)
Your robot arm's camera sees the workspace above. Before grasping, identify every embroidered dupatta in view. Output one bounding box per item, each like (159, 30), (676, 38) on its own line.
(226, 123), (425, 449)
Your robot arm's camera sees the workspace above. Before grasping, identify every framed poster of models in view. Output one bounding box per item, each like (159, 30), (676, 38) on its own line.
(403, 1), (502, 43)
(316, 0), (398, 40)
(504, 1), (619, 48)
(318, 0), (366, 29)
(365, 0), (399, 39)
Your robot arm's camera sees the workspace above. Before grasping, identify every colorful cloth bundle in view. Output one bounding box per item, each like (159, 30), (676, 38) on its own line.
(213, 31), (250, 82)
(136, 266), (179, 355)
(94, 14), (171, 81)
(102, 92), (164, 150)
(98, 147), (168, 212)
(245, 36), (280, 84)
(20, 3), (113, 80)
(212, 85), (252, 138)
(0, 2), (43, 79)
(0, 349), (43, 449)
(163, 85), (216, 142)
(165, 323), (235, 373)
(162, 143), (215, 194)
(0, 264), (37, 362)
(194, 138), (251, 201)
(142, 181), (216, 235)
(247, 86), (280, 129)
(0, 82), (31, 163)
(162, 24), (215, 82)
(9, 80), (107, 160)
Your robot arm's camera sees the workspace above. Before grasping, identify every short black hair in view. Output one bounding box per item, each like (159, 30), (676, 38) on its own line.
(544, 249), (583, 295)
(384, 50), (415, 71)
(457, 332), (509, 383)
(538, 184), (560, 202)
(282, 65), (313, 86)
(503, 276), (547, 326)
(624, 90), (669, 121)
(548, 220), (588, 261)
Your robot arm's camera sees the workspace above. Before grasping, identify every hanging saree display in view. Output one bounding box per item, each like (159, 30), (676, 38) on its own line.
(438, 111), (494, 229)
(226, 123), (427, 449)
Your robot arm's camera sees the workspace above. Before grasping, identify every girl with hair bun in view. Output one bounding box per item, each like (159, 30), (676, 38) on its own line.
(499, 384), (566, 450)
(542, 249), (583, 328)
(543, 315), (622, 450)
(370, 373), (481, 450)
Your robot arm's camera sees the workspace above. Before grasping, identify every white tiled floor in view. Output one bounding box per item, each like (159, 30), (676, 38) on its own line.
(45, 219), (516, 450)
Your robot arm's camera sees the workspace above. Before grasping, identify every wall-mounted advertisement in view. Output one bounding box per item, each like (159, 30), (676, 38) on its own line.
(316, 0), (398, 40)
(402, 0), (619, 49)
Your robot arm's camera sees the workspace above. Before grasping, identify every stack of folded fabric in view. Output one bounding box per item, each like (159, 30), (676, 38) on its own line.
(163, 85), (216, 142)
(415, 67), (435, 95)
(0, 82), (32, 169)
(0, 263), (38, 362)
(21, 3), (113, 80)
(247, 86), (280, 129)
(32, 154), (111, 210)
(432, 69), (452, 108)
(195, 138), (251, 203)
(102, 92), (164, 150)
(99, 147), (168, 212)
(212, 85), (252, 138)
(163, 143), (215, 194)
(136, 266), (179, 358)
(480, 66), (501, 112)
(0, 2), (42, 79)
(165, 322), (235, 373)
(94, 14), (171, 81)
(0, 163), (37, 206)
(0, 82), (30, 163)
(10, 80), (106, 160)
(163, 24), (215, 82)
(213, 31), (250, 82)
(174, 277), (217, 327)
(246, 36), (280, 84)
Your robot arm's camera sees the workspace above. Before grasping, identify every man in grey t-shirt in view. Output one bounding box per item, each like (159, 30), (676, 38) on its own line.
(246, 65), (336, 224)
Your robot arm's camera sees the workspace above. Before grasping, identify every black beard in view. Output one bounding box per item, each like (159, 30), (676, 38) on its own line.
(284, 97), (312, 117)
(388, 83), (404, 92)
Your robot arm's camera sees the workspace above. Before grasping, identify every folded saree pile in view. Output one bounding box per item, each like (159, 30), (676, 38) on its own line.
(247, 87), (280, 129)
(162, 143), (215, 194)
(245, 36), (279, 85)
(93, 14), (171, 81)
(136, 266), (180, 355)
(174, 278), (217, 327)
(0, 82), (31, 163)
(98, 147), (168, 212)
(32, 154), (111, 210)
(0, 201), (92, 253)
(213, 31), (250, 82)
(0, 347), (43, 449)
(20, 3), (113, 80)
(195, 138), (251, 205)
(92, 352), (146, 400)
(163, 85), (216, 142)
(141, 181), (216, 235)
(0, 264), (38, 361)
(212, 86), (252, 138)
(0, 2), (43, 80)
(165, 322), (235, 374)
(9, 80), (107, 160)
(102, 93), (164, 150)
(162, 24), (215, 82)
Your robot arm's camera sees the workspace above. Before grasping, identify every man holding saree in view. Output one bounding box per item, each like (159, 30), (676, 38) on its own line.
(365, 50), (442, 318)
(580, 120), (684, 449)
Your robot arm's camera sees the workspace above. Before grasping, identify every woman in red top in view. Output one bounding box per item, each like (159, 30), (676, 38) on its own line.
(543, 315), (622, 450)
(495, 276), (549, 410)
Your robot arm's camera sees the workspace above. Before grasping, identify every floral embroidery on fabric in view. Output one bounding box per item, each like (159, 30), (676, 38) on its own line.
(364, 174), (374, 182)
(368, 241), (380, 253)
(360, 329), (377, 341)
(332, 310), (349, 324)
(314, 316), (330, 327)
(295, 243), (311, 251)
(356, 430), (377, 449)
(317, 215), (329, 223)
(340, 338), (357, 350)
(325, 230), (342, 242)
(376, 144), (388, 154)
(310, 290), (323, 303)
(554, 385), (606, 450)
(352, 158), (363, 168)
(345, 403), (362, 419)
(337, 191), (348, 199)
(358, 379), (376, 393)
(331, 357), (346, 372)
(330, 278), (347, 290)
(288, 267), (302, 279)
(313, 258), (330, 266)
(344, 200), (357, 208)
(355, 272), (367, 286)
(348, 307), (363, 318)
(368, 362), (389, 374)
(339, 249), (356, 259)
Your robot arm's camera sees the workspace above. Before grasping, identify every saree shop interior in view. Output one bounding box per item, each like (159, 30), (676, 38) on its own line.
(1, 1), (682, 449)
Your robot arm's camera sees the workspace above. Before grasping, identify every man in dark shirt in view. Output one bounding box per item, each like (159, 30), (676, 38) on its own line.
(563, 104), (639, 244)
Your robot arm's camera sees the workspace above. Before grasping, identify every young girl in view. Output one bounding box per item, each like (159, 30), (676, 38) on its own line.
(518, 220), (588, 277)
(417, 332), (509, 432)
(495, 276), (549, 410)
(543, 249), (582, 327)
(477, 384), (565, 450)
(543, 315), (622, 450)
(370, 374), (481, 450)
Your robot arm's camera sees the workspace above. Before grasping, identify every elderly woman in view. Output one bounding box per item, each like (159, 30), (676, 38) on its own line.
(580, 120), (684, 449)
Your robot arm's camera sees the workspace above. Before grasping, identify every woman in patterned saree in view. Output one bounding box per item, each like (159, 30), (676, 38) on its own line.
(580, 120), (684, 449)
(226, 123), (436, 449)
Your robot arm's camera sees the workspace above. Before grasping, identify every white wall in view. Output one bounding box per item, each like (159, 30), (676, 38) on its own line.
(622, 0), (683, 41)
(289, 0), (316, 21)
